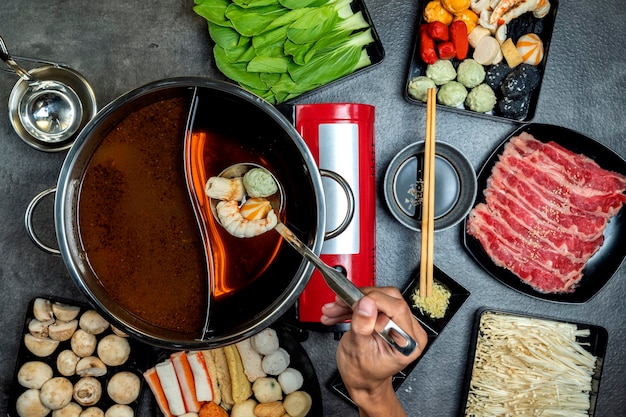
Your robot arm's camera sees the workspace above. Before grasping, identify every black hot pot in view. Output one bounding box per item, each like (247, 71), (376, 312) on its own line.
(45, 78), (325, 349)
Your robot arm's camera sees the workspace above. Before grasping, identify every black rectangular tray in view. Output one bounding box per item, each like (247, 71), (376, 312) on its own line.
(404, 0), (558, 122)
(457, 308), (608, 417)
(329, 265), (470, 407)
(7, 296), (156, 417)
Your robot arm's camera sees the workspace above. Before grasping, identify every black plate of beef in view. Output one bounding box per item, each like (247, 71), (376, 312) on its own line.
(463, 123), (626, 303)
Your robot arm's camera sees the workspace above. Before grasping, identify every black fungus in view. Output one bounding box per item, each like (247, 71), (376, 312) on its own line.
(497, 94), (531, 120)
(501, 64), (541, 98)
(485, 62), (513, 92)
(507, 12), (545, 43)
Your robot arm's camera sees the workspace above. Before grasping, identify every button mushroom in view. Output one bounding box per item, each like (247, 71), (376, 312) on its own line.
(48, 320), (79, 342)
(33, 298), (55, 324)
(71, 329), (97, 358)
(76, 357), (107, 377)
(52, 302), (81, 322)
(28, 319), (50, 339)
(110, 325), (128, 338)
(24, 333), (59, 357)
(106, 372), (141, 405)
(79, 310), (110, 335)
(52, 402), (82, 417)
(97, 335), (130, 367)
(57, 350), (80, 377)
(15, 388), (50, 417)
(17, 361), (53, 389)
(73, 377), (102, 407)
(104, 404), (133, 417)
(40, 377), (74, 410)
(78, 407), (104, 417)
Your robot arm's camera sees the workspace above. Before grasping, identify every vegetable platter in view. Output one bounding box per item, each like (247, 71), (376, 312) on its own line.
(404, 0), (558, 122)
(458, 308), (607, 417)
(193, 0), (385, 104)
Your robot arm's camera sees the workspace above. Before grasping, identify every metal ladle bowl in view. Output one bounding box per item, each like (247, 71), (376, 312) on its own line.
(1, 37), (95, 151)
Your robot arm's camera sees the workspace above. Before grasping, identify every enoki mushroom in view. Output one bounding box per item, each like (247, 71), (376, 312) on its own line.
(464, 312), (598, 417)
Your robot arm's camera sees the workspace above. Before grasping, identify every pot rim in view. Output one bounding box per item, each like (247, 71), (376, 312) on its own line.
(55, 77), (326, 349)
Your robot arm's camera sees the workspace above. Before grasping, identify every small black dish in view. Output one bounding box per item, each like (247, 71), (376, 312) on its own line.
(458, 308), (608, 417)
(329, 266), (470, 408)
(463, 123), (626, 303)
(8, 296), (156, 417)
(384, 141), (477, 232)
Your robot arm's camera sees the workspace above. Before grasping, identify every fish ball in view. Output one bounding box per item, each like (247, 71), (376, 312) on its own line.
(250, 328), (279, 355)
(261, 348), (289, 375)
(278, 368), (303, 394)
(17, 361), (53, 389)
(283, 391), (312, 417)
(251, 377), (282, 403)
(230, 399), (257, 417)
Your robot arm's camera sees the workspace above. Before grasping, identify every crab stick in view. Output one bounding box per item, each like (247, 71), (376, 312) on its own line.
(171, 351), (202, 413)
(188, 351), (214, 402)
(155, 360), (187, 416)
(144, 367), (174, 417)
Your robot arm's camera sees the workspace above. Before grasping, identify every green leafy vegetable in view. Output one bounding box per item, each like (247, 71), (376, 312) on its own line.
(193, 0), (376, 103)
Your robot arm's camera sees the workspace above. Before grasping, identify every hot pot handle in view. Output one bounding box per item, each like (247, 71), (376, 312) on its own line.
(24, 187), (61, 255)
(320, 169), (355, 241)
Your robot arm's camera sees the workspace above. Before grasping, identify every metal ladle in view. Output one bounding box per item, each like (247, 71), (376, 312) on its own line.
(210, 163), (418, 356)
(1, 36), (83, 143)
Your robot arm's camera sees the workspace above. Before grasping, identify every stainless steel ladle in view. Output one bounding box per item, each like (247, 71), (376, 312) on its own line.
(1, 36), (83, 143)
(0, 36), (33, 81)
(210, 163), (418, 356)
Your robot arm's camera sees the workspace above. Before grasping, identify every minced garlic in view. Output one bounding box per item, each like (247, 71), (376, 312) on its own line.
(410, 281), (451, 319)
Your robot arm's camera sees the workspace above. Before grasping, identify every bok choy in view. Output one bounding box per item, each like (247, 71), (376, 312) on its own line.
(193, 0), (377, 104)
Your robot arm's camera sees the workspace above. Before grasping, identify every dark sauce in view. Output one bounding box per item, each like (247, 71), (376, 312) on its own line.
(78, 97), (207, 335)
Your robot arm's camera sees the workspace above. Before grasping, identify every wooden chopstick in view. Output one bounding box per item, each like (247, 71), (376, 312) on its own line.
(420, 88), (436, 298)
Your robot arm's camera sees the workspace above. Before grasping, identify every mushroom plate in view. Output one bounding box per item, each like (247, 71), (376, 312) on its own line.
(8, 296), (156, 417)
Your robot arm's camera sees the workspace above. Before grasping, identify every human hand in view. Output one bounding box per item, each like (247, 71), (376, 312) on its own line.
(321, 287), (428, 416)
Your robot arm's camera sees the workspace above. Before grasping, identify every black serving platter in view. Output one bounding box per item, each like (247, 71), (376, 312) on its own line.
(404, 0), (558, 122)
(458, 308), (608, 417)
(329, 265), (470, 408)
(147, 323), (323, 417)
(463, 123), (626, 303)
(8, 296), (155, 417)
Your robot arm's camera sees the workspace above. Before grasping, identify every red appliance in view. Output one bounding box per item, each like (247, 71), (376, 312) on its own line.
(291, 103), (376, 331)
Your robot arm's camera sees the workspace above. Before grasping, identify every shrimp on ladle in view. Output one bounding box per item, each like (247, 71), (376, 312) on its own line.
(215, 200), (278, 238)
(206, 166), (280, 238)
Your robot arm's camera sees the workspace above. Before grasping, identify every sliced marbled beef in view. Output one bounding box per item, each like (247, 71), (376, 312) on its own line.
(467, 132), (626, 293)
